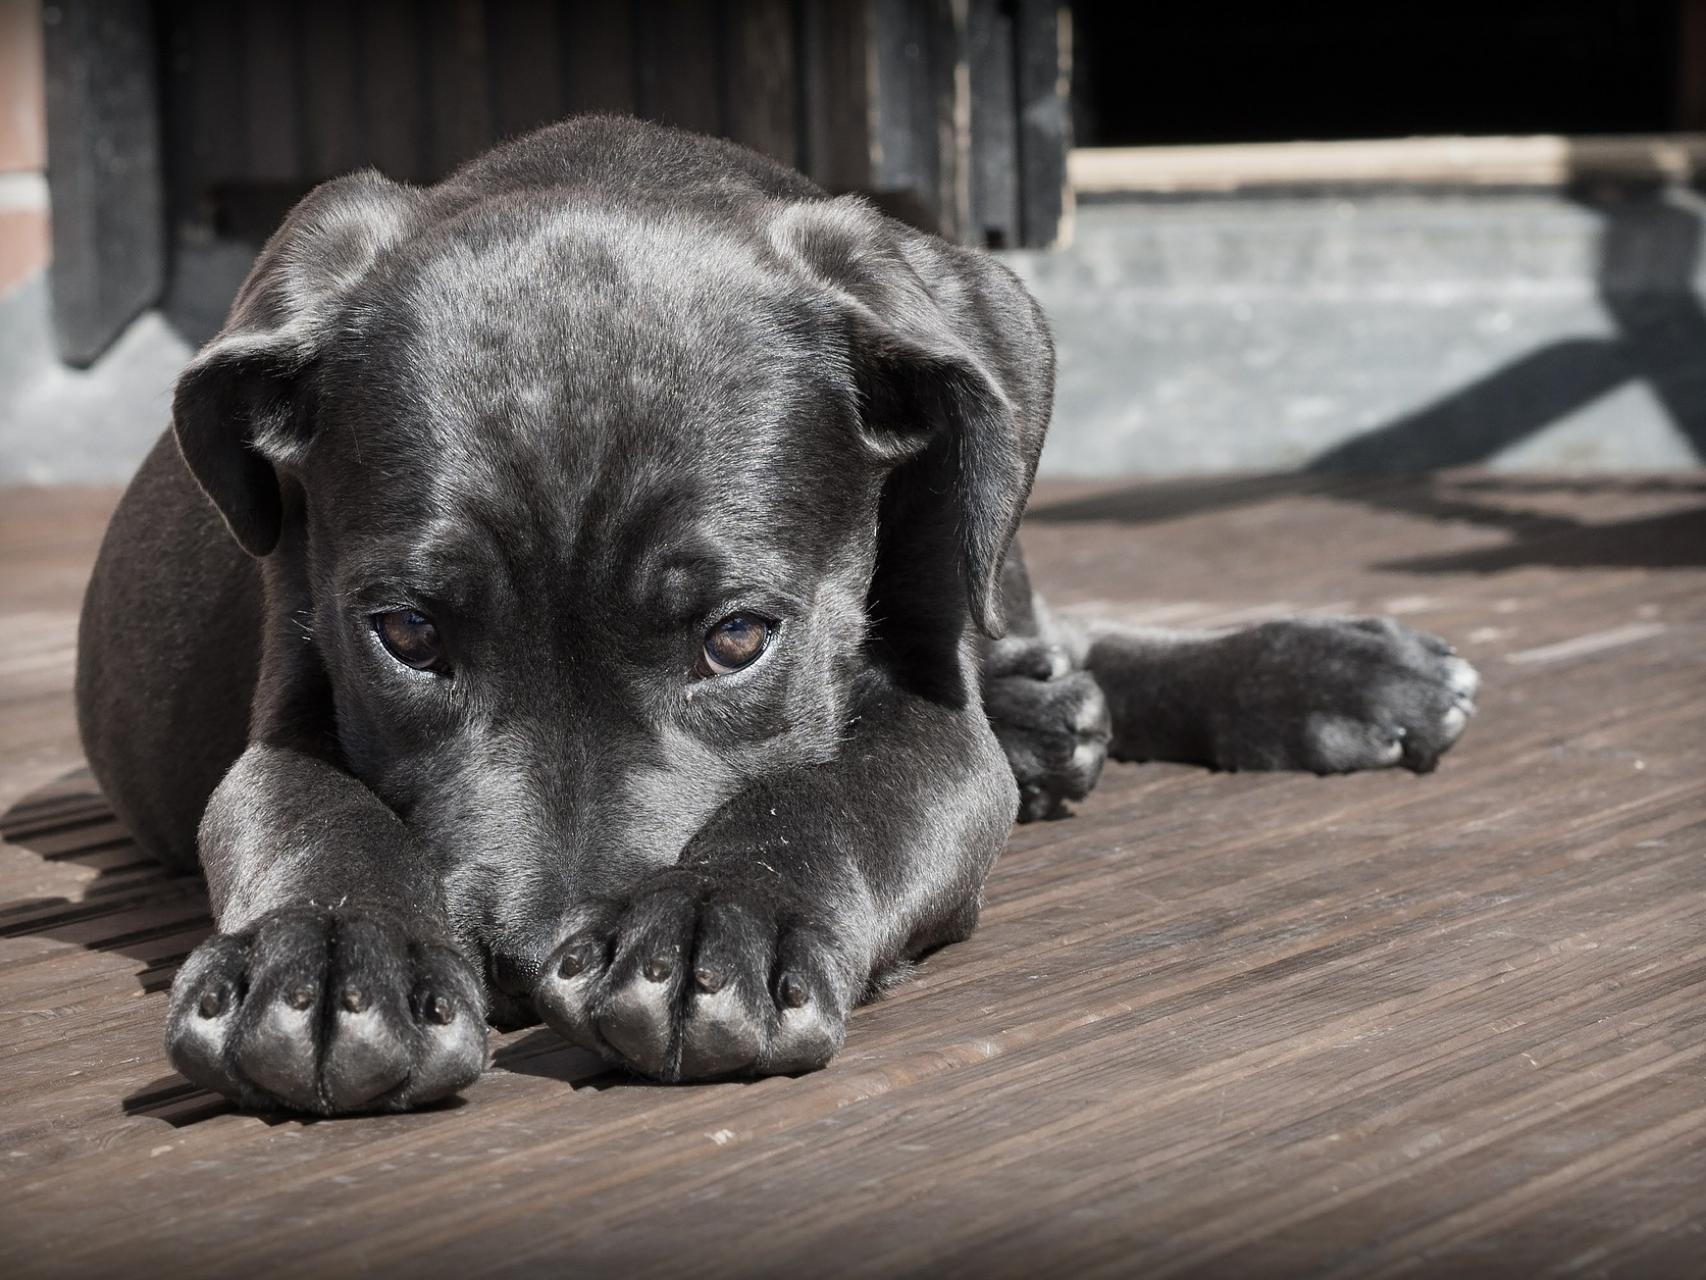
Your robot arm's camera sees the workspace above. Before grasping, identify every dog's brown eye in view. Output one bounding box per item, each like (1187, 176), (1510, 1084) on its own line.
(374, 608), (445, 672)
(701, 613), (771, 676)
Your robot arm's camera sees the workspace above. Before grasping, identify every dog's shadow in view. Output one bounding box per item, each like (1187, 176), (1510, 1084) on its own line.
(490, 1029), (630, 1090)
(112, 1029), (644, 1130)
(0, 766), (210, 992)
(5, 768), (222, 1123)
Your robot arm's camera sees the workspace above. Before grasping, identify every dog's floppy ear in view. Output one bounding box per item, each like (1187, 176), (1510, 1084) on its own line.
(770, 197), (1054, 638)
(172, 171), (419, 556)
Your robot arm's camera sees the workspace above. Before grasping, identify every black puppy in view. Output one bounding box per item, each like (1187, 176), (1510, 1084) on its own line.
(75, 117), (1478, 1114)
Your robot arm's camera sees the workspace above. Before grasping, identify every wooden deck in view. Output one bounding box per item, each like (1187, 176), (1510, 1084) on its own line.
(3, 473), (1704, 1277)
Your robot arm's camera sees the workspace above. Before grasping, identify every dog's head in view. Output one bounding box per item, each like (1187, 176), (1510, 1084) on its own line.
(170, 130), (1052, 1014)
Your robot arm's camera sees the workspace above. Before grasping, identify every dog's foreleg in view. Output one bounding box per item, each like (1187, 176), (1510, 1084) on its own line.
(531, 685), (1014, 1082)
(163, 745), (487, 1114)
(979, 543), (1112, 820)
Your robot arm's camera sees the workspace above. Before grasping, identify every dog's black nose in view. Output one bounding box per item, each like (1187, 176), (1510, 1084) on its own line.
(484, 955), (542, 1030)
(487, 949), (542, 999)
(483, 950), (546, 1030)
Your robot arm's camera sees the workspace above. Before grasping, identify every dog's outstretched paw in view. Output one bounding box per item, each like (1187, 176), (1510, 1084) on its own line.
(165, 905), (488, 1114)
(532, 869), (854, 1082)
(1202, 616), (1480, 774)
(983, 637), (1111, 821)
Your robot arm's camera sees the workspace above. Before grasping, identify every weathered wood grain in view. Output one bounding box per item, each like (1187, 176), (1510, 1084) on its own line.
(423, 0), (492, 178)
(968, 0), (1020, 249)
(300, 0), (363, 180)
(487, 0), (564, 140)
(635, 0), (723, 137)
(362, 0), (427, 183)
(559, 0), (636, 117)
(1015, 0), (1071, 249)
(799, 0), (873, 195)
(723, 0), (798, 167)
(0, 473), (1701, 1276)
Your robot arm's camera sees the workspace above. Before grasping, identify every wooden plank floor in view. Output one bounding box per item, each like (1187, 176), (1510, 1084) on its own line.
(2, 473), (1703, 1277)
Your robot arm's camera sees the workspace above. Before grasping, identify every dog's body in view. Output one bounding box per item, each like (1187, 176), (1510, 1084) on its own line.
(77, 118), (1478, 1114)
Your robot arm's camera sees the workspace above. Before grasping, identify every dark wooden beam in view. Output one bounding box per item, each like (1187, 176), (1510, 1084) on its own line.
(636, 0), (725, 136)
(724, 0), (799, 167)
(43, 0), (166, 367)
(560, 0), (637, 116)
(362, 0), (427, 182)
(866, 0), (962, 239)
(302, 0), (363, 179)
(968, 0), (1020, 249)
(487, 0), (563, 141)
(802, 0), (1068, 248)
(243, 2), (304, 186)
(800, 0), (873, 194)
(423, 0), (492, 176)
(1014, 0), (1071, 248)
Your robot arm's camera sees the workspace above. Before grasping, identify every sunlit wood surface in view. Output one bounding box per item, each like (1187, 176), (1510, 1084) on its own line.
(3, 473), (1703, 1277)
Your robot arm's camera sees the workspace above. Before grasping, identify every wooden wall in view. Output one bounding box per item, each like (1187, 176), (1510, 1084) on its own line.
(39, 0), (1068, 364)
(154, 0), (1071, 250)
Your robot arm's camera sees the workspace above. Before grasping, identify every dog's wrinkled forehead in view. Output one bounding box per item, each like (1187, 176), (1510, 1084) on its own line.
(374, 203), (845, 458)
(310, 201), (873, 599)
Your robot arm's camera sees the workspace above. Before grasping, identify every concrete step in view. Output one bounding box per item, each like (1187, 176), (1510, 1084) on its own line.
(5, 189), (1703, 484)
(1005, 188), (1706, 474)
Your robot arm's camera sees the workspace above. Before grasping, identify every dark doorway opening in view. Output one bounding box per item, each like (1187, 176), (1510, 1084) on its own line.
(1073, 0), (1689, 148)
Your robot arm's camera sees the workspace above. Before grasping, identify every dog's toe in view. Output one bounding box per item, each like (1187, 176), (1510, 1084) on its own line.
(598, 977), (679, 1077)
(1443, 656), (1481, 711)
(165, 934), (253, 1104)
(677, 987), (764, 1079)
(1218, 617), (1481, 775)
(761, 930), (846, 1074)
(1394, 652), (1480, 773)
(405, 948), (488, 1103)
(1301, 714), (1407, 773)
(533, 930), (613, 1057)
(675, 900), (769, 1078)
(533, 872), (852, 1082)
(316, 917), (415, 1109)
(232, 995), (323, 1110)
(985, 651), (1111, 822)
(166, 907), (487, 1114)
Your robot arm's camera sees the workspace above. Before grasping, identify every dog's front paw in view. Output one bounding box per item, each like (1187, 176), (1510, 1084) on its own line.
(983, 638), (1111, 821)
(532, 869), (854, 1082)
(1209, 617), (1480, 774)
(166, 905), (487, 1114)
